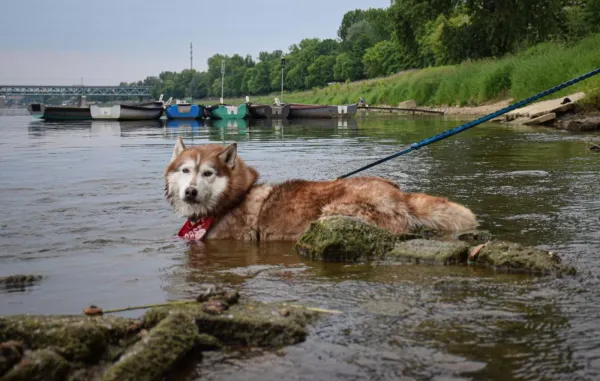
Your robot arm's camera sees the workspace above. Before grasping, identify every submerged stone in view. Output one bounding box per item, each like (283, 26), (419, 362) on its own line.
(295, 216), (414, 262)
(473, 241), (576, 275)
(101, 312), (198, 381)
(0, 275), (43, 285)
(0, 275), (43, 291)
(388, 239), (470, 264)
(2, 349), (69, 381)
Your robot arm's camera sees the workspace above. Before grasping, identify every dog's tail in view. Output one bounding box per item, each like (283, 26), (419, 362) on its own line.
(404, 193), (478, 232)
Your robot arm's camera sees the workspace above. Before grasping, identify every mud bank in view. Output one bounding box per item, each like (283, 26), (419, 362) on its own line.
(376, 92), (600, 132)
(0, 291), (315, 381)
(295, 216), (576, 276)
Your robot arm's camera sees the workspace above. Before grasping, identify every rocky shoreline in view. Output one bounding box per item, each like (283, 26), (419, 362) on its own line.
(0, 288), (316, 381)
(0, 217), (580, 380)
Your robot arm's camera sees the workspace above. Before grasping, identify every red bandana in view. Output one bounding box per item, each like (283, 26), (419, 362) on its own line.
(177, 217), (214, 241)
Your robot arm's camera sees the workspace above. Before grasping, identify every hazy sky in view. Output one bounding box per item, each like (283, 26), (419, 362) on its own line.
(0, 0), (390, 86)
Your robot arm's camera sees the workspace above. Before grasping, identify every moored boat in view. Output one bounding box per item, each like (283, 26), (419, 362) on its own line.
(248, 103), (290, 119)
(248, 104), (272, 119)
(271, 103), (290, 119)
(208, 103), (248, 120)
(90, 104), (163, 120)
(288, 103), (357, 119)
(27, 103), (92, 121)
(165, 103), (205, 119)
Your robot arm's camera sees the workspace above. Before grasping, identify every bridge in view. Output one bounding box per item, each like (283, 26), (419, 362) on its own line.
(0, 85), (152, 97)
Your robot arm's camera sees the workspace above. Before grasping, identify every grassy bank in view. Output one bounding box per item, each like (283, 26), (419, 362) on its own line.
(205, 33), (600, 109)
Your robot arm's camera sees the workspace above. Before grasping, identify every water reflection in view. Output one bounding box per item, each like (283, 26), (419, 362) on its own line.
(166, 119), (205, 129)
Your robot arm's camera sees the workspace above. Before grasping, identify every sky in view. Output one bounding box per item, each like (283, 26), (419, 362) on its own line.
(0, 0), (390, 86)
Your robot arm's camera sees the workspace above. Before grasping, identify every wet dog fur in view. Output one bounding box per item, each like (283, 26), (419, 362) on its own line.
(165, 138), (478, 241)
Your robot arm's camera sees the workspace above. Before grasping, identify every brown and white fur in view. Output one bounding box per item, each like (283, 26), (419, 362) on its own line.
(165, 138), (477, 241)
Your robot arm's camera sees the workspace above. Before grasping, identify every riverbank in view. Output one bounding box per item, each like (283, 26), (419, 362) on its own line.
(203, 33), (600, 115)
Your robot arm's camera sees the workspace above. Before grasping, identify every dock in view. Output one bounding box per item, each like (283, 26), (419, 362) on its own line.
(357, 105), (445, 115)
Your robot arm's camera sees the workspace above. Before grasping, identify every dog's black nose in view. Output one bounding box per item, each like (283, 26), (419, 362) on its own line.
(185, 187), (198, 199)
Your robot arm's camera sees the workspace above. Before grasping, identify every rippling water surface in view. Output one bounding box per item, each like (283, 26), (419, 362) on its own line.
(1, 111), (599, 380)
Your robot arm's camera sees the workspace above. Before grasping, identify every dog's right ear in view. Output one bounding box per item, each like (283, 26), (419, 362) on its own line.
(171, 137), (186, 161)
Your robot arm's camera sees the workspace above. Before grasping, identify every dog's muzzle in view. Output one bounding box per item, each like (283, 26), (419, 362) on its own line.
(184, 187), (198, 202)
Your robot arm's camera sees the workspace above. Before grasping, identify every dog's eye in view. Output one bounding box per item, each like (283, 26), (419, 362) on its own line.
(202, 171), (213, 177)
(182, 168), (190, 174)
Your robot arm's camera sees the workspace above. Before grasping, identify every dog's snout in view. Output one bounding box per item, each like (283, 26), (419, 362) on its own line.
(185, 187), (198, 199)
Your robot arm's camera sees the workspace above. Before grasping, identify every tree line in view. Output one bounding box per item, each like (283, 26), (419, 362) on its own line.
(123, 0), (600, 100)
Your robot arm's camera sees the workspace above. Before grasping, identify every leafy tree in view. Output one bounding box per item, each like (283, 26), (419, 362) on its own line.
(338, 9), (366, 41)
(363, 40), (408, 77)
(333, 53), (363, 81)
(306, 55), (336, 88)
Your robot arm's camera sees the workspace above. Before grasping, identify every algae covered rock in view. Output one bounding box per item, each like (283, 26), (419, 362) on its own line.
(474, 241), (576, 275)
(101, 312), (198, 381)
(293, 216), (576, 276)
(295, 216), (413, 262)
(0, 341), (24, 376)
(0, 316), (137, 363)
(144, 300), (312, 348)
(195, 333), (222, 351)
(0, 295), (319, 381)
(388, 239), (470, 264)
(451, 230), (493, 244)
(2, 349), (69, 381)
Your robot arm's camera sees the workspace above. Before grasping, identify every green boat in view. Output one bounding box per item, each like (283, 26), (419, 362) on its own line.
(208, 103), (248, 120)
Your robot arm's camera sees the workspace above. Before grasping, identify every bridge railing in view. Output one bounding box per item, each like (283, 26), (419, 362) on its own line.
(0, 85), (153, 97)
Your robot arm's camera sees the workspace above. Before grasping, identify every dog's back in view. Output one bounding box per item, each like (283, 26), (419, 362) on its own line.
(256, 176), (477, 240)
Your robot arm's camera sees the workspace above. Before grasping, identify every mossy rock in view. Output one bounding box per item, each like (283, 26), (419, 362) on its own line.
(0, 316), (139, 363)
(144, 300), (313, 348)
(195, 334), (222, 351)
(2, 349), (69, 381)
(101, 312), (199, 381)
(295, 216), (416, 262)
(0, 275), (43, 292)
(388, 239), (470, 264)
(451, 230), (493, 244)
(474, 241), (576, 275)
(0, 341), (24, 376)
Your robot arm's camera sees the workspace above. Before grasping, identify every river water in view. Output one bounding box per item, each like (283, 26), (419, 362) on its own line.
(1, 110), (599, 380)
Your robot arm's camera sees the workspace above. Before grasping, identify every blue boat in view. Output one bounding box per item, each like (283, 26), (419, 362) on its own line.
(165, 103), (205, 119)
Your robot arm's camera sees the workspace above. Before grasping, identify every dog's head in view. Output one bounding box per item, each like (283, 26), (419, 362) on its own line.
(164, 138), (258, 219)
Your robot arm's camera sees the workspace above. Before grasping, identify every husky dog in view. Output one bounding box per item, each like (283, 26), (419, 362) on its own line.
(165, 138), (477, 241)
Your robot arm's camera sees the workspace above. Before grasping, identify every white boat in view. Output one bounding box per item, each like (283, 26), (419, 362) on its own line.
(90, 104), (163, 120)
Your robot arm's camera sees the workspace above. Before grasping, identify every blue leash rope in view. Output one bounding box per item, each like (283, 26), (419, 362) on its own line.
(338, 67), (600, 179)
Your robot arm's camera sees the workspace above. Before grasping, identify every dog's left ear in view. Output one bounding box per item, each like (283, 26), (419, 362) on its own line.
(218, 143), (237, 169)
(171, 137), (186, 161)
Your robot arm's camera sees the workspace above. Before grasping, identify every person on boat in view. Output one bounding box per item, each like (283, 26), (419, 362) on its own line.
(358, 97), (366, 106)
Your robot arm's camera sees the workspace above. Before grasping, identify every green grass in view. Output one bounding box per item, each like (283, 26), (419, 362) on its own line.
(204, 33), (600, 109)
